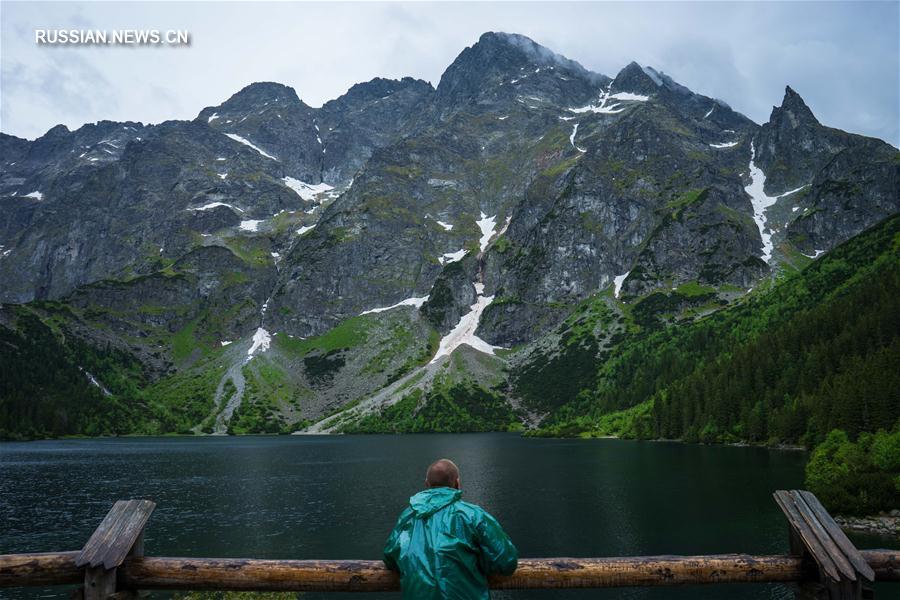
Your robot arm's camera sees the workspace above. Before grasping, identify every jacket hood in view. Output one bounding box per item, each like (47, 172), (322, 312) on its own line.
(409, 487), (462, 517)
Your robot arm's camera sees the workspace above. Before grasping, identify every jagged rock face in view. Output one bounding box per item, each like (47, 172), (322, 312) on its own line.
(266, 153), (453, 337)
(317, 77), (435, 183)
(0, 120), (294, 303)
(434, 31), (607, 118)
(751, 86), (900, 254)
(754, 86), (860, 194)
(267, 38), (764, 341)
(0, 121), (148, 199)
(478, 78), (759, 344)
(0, 77), (430, 304)
(623, 187), (767, 297)
(788, 142), (900, 254)
(198, 82), (323, 182)
(59, 244), (275, 373)
(421, 258), (479, 334)
(197, 78), (435, 186)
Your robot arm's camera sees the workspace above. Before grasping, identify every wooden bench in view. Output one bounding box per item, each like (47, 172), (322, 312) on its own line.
(774, 490), (875, 599)
(75, 499), (155, 600)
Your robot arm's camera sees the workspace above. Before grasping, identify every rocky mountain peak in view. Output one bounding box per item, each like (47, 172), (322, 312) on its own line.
(475, 32), (589, 73)
(434, 31), (598, 110)
(42, 124), (72, 139)
(610, 62), (693, 99)
(198, 81), (306, 121)
(334, 77), (433, 105)
(771, 85), (819, 128)
(610, 61), (661, 95)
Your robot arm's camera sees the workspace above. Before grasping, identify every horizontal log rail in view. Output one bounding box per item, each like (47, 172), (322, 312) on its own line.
(1, 493), (897, 598)
(1, 550), (898, 591)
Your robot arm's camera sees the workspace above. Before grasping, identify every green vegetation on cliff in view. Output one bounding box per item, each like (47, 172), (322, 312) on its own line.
(0, 305), (226, 439)
(535, 214), (899, 448)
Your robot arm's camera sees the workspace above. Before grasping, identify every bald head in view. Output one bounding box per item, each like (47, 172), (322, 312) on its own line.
(425, 459), (460, 489)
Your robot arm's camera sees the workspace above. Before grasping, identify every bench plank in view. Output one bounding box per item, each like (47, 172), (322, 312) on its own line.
(773, 491), (842, 583)
(791, 491), (857, 582)
(799, 491), (875, 582)
(76, 500), (156, 570)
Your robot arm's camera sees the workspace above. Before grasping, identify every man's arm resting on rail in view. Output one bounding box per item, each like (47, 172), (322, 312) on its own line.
(475, 511), (518, 576)
(382, 508), (412, 571)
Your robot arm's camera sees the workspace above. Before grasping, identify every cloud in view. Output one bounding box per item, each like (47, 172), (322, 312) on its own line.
(2, 50), (118, 136)
(1, 1), (897, 146)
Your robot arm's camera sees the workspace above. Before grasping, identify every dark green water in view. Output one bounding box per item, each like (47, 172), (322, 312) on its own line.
(0, 434), (894, 599)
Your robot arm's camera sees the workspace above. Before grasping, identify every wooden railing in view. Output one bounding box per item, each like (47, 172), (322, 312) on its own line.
(1, 491), (897, 599)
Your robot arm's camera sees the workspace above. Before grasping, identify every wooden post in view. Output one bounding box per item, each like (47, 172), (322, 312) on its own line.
(774, 490), (874, 600)
(75, 500), (155, 600)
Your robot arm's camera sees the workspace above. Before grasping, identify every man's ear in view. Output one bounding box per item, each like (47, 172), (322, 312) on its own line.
(424, 479), (430, 488)
(454, 478), (460, 490)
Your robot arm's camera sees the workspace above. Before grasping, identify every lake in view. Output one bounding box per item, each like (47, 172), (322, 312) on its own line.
(0, 434), (894, 599)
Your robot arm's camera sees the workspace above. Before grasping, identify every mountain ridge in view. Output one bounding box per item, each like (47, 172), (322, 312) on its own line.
(0, 31), (897, 440)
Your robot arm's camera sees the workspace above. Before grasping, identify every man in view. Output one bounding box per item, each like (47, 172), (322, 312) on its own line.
(383, 458), (518, 599)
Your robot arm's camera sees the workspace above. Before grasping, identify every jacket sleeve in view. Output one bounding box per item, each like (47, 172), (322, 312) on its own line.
(382, 508), (412, 572)
(474, 510), (518, 576)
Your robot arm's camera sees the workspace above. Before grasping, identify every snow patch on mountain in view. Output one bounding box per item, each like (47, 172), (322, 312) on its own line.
(569, 123), (585, 152)
(225, 133), (278, 160)
(569, 83), (647, 115)
(239, 219), (262, 232)
(247, 327), (271, 358)
(609, 92), (650, 102)
(779, 184), (809, 197)
(477, 212), (498, 253)
(189, 202), (244, 213)
(361, 295), (430, 315)
(282, 177), (334, 201)
(744, 143), (779, 263)
(710, 141), (738, 149)
(613, 271), (630, 299)
(430, 283), (500, 363)
(439, 249), (467, 265)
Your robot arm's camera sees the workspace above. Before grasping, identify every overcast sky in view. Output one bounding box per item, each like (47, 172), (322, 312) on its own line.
(2, 1), (898, 146)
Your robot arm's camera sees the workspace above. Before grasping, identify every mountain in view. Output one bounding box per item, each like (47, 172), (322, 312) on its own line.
(0, 32), (897, 441)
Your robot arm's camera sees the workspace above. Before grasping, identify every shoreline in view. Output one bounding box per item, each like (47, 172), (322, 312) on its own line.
(835, 513), (900, 538)
(1, 430), (810, 454)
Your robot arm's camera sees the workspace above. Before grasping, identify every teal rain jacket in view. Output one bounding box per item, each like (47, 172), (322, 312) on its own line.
(383, 487), (518, 600)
